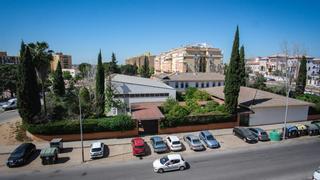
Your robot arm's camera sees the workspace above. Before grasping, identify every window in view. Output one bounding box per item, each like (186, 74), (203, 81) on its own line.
(218, 82), (221, 86)
(206, 82), (209, 87)
(180, 82), (184, 88)
(185, 82), (189, 88)
(201, 83), (204, 88)
(175, 82), (179, 88)
(212, 82), (215, 87)
(195, 82), (199, 87)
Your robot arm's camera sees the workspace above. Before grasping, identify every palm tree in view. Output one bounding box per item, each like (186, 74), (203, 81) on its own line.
(28, 42), (53, 116)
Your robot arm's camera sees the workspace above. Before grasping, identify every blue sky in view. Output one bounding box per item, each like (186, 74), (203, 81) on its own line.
(1, 0), (320, 64)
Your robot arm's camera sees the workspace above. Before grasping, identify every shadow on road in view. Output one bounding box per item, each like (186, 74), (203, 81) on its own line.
(103, 144), (110, 158)
(56, 157), (70, 164)
(61, 147), (73, 154)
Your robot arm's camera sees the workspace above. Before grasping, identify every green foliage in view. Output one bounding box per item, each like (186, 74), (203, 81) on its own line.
(109, 52), (119, 74)
(224, 26), (241, 114)
(192, 90), (211, 101)
(296, 94), (320, 104)
(95, 50), (105, 117)
(185, 87), (197, 100)
(52, 61), (65, 96)
(62, 71), (72, 80)
(239, 45), (247, 86)
(162, 97), (179, 114)
(176, 91), (185, 102)
(0, 64), (18, 97)
(105, 75), (125, 113)
(120, 64), (138, 75)
(185, 99), (200, 113)
(46, 92), (67, 120)
(295, 56), (307, 96)
(17, 43), (41, 124)
(25, 115), (135, 135)
(251, 74), (266, 90)
(139, 56), (151, 78)
(78, 63), (92, 78)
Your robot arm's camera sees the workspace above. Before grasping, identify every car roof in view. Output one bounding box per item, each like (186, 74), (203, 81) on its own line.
(132, 137), (144, 146)
(167, 154), (182, 160)
(186, 134), (199, 140)
(251, 127), (265, 132)
(168, 136), (179, 141)
(201, 131), (212, 136)
(13, 143), (32, 153)
(151, 136), (163, 142)
(91, 142), (102, 148)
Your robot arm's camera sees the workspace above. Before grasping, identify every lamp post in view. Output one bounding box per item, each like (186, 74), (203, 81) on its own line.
(78, 92), (84, 163)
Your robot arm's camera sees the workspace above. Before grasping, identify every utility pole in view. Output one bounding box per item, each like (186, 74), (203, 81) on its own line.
(79, 93), (84, 163)
(282, 47), (289, 141)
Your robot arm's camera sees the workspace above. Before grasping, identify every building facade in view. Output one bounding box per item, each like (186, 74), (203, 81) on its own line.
(0, 51), (19, 64)
(154, 43), (223, 74)
(125, 52), (155, 68)
(51, 52), (72, 71)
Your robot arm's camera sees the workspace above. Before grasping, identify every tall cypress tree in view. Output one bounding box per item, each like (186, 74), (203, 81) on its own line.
(52, 61), (65, 96)
(224, 26), (241, 114)
(239, 45), (247, 86)
(140, 56), (150, 78)
(109, 52), (118, 74)
(295, 56), (307, 96)
(95, 50), (105, 117)
(17, 43), (41, 123)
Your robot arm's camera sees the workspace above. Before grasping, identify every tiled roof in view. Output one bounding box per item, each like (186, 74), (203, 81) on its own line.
(131, 103), (164, 121)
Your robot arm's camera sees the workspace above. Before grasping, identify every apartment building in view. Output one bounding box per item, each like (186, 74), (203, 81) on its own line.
(154, 43), (223, 74)
(0, 51), (19, 64)
(125, 52), (155, 68)
(51, 52), (72, 71)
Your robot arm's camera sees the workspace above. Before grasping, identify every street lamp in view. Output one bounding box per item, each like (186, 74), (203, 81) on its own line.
(78, 92), (84, 163)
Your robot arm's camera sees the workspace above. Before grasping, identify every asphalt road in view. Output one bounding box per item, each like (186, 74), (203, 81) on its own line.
(2, 137), (320, 180)
(0, 110), (19, 123)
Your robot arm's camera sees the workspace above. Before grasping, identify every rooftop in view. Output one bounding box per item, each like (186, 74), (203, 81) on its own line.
(155, 72), (225, 82)
(203, 86), (312, 108)
(131, 103), (165, 121)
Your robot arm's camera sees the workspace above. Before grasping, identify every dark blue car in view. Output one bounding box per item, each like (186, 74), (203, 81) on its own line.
(199, 131), (220, 148)
(150, 136), (168, 153)
(283, 125), (299, 138)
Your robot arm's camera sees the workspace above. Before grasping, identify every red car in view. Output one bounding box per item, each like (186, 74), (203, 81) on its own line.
(131, 137), (145, 156)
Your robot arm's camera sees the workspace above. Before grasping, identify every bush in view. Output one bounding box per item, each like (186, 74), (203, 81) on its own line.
(185, 87), (211, 101)
(162, 97), (179, 114)
(26, 115), (135, 135)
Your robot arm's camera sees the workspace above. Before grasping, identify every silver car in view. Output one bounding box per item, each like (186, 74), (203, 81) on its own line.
(153, 154), (187, 173)
(183, 134), (205, 151)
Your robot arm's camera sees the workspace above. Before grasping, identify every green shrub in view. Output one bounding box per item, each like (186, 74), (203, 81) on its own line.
(162, 97), (179, 114)
(26, 115), (135, 135)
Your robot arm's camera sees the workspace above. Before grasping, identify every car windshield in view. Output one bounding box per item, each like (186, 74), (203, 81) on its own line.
(261, 132), (267, 135)
(206, 135), (215, 140)
(135, 145), (144, 149)
(155, 141), (165, 146)
(193, 139), (201, 144)
(91, 148), (101, 152)
(160, 156), (169, 165)
(172, 141), (180, 145)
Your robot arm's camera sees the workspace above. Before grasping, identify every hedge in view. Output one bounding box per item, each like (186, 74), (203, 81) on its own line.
(160, 113), (235, 128)
(25, 115), (136, 135)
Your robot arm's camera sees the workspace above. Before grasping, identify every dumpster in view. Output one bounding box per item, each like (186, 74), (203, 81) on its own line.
(40, 147), (58, 165)
(269, 130), (281, 141)
(50, 138), (63, 153)
(296, 124), (308, 136)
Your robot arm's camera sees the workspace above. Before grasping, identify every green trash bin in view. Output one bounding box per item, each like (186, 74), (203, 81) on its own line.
(269, 130), (281, 141)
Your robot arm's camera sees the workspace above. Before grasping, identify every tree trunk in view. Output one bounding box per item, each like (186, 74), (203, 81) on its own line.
(42, 82), (47, 116)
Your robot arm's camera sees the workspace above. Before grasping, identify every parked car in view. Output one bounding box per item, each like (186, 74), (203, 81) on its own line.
(90, 142), (105, 159)
(150, 136), (167, 153)
(248, 128), (270, 141)
(312, 121), (320, 129)
(183, 134), (205, 151)
(153, 154), (187, 173)
(199, 131), (220, 148)
(295, 124), (308, 136)
(233, 127), (258, 143)
(7, 143), (36, 167)
(166, 136), (182, 151)
(2, 98), (17, 111)
(131, 137), (145, 156)
(282, 125), (299, 138)
(305, 124), (320, 136)
(313, 167), (320, 180)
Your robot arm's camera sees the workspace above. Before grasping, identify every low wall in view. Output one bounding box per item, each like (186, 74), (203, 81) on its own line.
(308, 114), (320, 120)
(159, 121), (239, 134)
(26, 129), (138, 142)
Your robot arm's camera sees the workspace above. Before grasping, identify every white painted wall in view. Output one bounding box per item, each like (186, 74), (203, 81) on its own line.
(167, 81), (224, 91)
(249, 106), (309, 126)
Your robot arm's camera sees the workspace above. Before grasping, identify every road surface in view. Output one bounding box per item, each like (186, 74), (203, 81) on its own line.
(0, 110), (19, 123)
(2, 137), (320, 180)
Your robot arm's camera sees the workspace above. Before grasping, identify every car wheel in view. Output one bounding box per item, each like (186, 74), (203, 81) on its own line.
(158, 168), (164, 173)
(179, 166), (185, 171)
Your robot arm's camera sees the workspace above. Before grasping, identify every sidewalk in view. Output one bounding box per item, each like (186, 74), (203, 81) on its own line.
(0, 120), (307, 154)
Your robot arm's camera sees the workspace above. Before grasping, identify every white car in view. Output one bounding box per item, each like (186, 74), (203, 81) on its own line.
(153, 154), (187, 173)
(166, 136), (182, 151)
(2, 98), (17, 111)
(313, 167), (320, 180)
(90, 142), (104, 159)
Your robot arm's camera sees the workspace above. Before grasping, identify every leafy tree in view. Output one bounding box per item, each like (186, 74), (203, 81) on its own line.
(28, 41), (53, 116)
(109, 52), (119, 74)
(224, 26), (241, 114)
(78, 63), (92, 78)
(0, 64), (18, 98)
(17, 43), (41, 123)
(251, 73), (266, 90)
(162, 97), (179, 114)
(120, 64), (138, 75)
(95, 50), (105, 117)
(185, 87), (211, 101)
(185, 98), (200, 113)
(139, 56), (151, 78)
(63, 71), (73, 80)
(295, 56), (307, 96)
(52, 61), (65, 96)
(105, 74), (125, 114)
(239, 45), (247, 86)
(185, 87), (197, 100)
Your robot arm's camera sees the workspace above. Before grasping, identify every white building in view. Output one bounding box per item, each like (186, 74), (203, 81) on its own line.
(62, 68), (77, 77)
(109, 74), (176, 115)
(204, 86), (312, 126)
(153, 72), (225, 92)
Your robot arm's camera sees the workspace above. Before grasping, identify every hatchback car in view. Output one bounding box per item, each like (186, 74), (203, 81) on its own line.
(166, 136), (182, 151)
(306, 124), (320, 136)
(183, 134), (205, 151)
(90, 142), (104, 159)
(7, 143), (36, 167)
(131, 137), (145, 156)
(2, 98), (17, 111)
(313, 167), (320, 180)
(199, 131), (220, 148)
(150, 136), (167, 153)
(153, 154), (187, 173)
(233, 127), (258, 143)
(248, 128), (270, 141)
